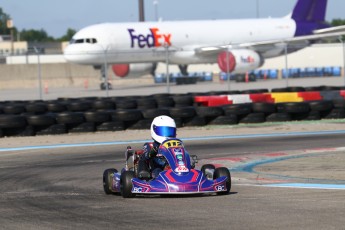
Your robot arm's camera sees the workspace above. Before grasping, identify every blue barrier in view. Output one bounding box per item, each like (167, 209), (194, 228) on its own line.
(154, 72), (213, 83)
(333, 66), (341, 76)
(282, 66), (341, 78)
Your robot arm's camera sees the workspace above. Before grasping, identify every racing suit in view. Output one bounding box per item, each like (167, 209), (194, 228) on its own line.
(137, 141), (166, 179)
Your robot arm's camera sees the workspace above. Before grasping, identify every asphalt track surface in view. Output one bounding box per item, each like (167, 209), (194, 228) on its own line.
(1, 132), (345, 230)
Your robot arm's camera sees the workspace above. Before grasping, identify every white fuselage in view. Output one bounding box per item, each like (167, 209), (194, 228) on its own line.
(64, 18), (297, 65)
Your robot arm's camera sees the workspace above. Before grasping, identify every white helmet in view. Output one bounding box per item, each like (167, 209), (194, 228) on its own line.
(150, 115), (176, 144)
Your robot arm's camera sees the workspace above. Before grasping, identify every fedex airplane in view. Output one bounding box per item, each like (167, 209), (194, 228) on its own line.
(64, 0), (345, 89)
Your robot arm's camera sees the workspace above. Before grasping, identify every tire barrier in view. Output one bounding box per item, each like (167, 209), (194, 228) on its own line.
(1, 86), (345, 137)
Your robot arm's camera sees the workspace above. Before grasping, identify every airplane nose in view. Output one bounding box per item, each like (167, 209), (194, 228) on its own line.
(63, 45), (81, 63)
(63, 44), (104, 65)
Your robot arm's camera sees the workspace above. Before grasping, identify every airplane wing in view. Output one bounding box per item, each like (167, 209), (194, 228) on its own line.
(195, 30), (345, 56)
(313, 25), (345, 35)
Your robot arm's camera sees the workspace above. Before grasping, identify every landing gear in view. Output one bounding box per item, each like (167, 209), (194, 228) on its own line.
(178, 64), (189, 76)
(97, 64), (112, 90)
(100, 82), (112, 90)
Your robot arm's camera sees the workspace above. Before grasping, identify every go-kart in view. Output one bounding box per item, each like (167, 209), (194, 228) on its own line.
(103, 138), (231, 198)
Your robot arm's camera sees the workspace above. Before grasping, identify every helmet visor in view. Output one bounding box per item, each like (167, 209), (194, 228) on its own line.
(153, 125), (176, 138)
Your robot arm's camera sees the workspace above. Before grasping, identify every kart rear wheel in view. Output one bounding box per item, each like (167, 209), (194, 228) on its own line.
(213, 167), (231, 195)
(103, 168), (118, 195)
(201, 164), (215, 180)
(121, 171), (136, 198)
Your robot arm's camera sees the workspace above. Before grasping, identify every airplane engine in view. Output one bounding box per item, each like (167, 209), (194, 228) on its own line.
(217, 49), (264, 73)
(112, 63), (156, 78)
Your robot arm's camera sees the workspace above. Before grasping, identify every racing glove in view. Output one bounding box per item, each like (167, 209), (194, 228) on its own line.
(150, 144), (159, 158)
(143, 142), (159, 159)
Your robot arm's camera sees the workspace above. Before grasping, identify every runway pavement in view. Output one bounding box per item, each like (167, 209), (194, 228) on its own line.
(0, 128), (344, 230)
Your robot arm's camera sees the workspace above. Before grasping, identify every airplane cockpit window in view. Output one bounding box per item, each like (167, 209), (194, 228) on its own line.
(69, 38), (97, 44)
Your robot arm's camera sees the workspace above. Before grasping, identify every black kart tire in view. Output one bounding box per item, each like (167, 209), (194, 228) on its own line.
(266, 113), (292, 122)
(213, 167), (231, 195)
(223, 104), (252, 116)
(276, 102), (310, 114)
(56, 112), (85, 124)
(127, 119), (152, 130)
(46, 102), (67, 113)
(0, 115), (27, 128)
(169, 107), (196, 118)
(96, 121), (125, 132)
(92, 100), (116, 110)
(25, 103), (47, 114)
(68, 122), (95, 133)
(136, 98), (157, 109)
(3, 126), (35, 137)
(121, 171), (136, 198)
(83, 111), (110, 123)
(115, 100), (137, 110)
(332, 99), (345, 108)
(208, 115), (238, 125)
(195, 106), (223, 117)
(156, 97), (175, 108)
(183, 116), (207, 126)
(252, 103), (276, 114)
(111, 109), (143, 122)
(240, 113), (265, 124)
(35, 124), (67, 135)
(172, 96), (194, 107)
(103, 168), (118, 195)
(308, 100), (333, 112)
(141, 108), (170, 119)
(26, 114), (56, 126)
(3, 104), (26, 114)
(67, 101), (93, 112)
(301, 111), (321, 121)
(325, 108), (345, 119)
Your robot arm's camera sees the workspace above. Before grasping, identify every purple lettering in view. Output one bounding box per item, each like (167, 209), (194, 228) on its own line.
(128, 29), (137, 48)
(128, 28), (172, 48)
(138, 34), (146, 48)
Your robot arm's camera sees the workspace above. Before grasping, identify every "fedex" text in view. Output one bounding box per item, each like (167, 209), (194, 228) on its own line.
(128, 28), (172, 48)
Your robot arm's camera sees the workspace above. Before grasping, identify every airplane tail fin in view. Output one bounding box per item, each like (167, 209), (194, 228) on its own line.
(291, 0), (329, 35)
(292, 0), (327, 22)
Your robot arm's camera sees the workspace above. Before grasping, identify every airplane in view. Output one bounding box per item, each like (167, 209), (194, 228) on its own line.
(64, 0), (345, 90)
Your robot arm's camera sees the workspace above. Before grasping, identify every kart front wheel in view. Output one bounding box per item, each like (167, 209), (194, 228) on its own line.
(103, 168), (118, 195)
(121, 171), (136, 198)
(213, 167), (231, 195)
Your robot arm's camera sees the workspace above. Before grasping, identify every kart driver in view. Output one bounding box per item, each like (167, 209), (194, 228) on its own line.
(137, 115), (177, 180)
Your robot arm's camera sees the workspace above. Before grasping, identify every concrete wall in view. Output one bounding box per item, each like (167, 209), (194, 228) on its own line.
(0, 63), (99, 89)
(0, 63), (155, 89)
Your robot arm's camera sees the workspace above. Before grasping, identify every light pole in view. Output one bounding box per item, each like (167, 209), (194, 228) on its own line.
(284, 43), (289, 87)
(165, 44), (170, 93)
(6, 19), (14, 55)
(226, 45), (231, 91)
(101, 46), (110, 97)
(153, 0), (159, 21)
(338, 36), (345, 86)
(256, 0), (260, 18)
(34, 47), (42, 100)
